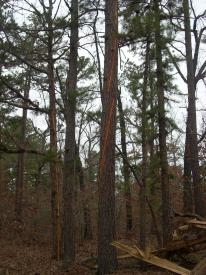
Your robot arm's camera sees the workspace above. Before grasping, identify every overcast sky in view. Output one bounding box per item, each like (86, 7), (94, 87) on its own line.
(16, 0), (206, 151)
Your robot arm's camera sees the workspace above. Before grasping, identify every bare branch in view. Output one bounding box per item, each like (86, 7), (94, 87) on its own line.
(166, 48), (187, 83)
(1, 78), (48, 113)
(196, 59), (206, 83)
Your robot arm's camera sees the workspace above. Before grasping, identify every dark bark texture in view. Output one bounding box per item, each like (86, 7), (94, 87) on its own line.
(78, 152), (93, 241)
(48, 0), (61, 260)
(154, 0), (172, 245)
(63, 0), (79, 267)
(183, 0), (205, 217)
(15, 71), (31, 221)
(117, 90), (133, 234)
(139, 39), (150, 250)
(183, 122), (193, 213)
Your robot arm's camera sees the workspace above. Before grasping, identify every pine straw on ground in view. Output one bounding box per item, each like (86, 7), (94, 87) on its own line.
(0, 208), (172, 275)
(0, 237), (93, 275)
(0, 237), (173, 275)
(0, 195), (174, 274)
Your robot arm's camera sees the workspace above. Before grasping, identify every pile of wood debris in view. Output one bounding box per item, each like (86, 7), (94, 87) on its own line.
(112, 219), (206, 275)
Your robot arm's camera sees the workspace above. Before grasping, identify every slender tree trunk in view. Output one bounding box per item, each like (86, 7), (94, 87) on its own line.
(35, 164), (44, 207)
(15, 71), (31, 221)
(183, 122), (193, 213)
(0, 126), (5, 195)
(63, 0), (78, 267)
(85, 141), (97, 238)
(139, 39), (150, 250)
(148, 67), (156, 196)
(76, 146), (92, 240)
(0, 157), (3, 194)
(93, 3), (103, 100)
(48, 1), (61, 260)
(183, 0), (205, 217)
(154, 0), (172, 245)
(117, 90), (133, 234)
(97, 0), (118, 273)
(148, 133), (162, 247)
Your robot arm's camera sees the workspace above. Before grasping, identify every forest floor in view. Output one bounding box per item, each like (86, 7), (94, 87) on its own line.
(0, 195), (173, 274)
(0, 233), (173, 275)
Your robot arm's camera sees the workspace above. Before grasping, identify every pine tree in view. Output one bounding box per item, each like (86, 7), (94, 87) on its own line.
(63, 0), (79, 267)
(98, 0), (118, 273)
(183, 0), (205, 217)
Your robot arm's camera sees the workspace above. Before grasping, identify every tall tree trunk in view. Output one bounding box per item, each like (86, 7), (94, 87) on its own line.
(63, 0), (78, 267)
(148, 65), (156, 196)
(0, 156), (3, 194)
(15, 71), (31, 221)
(97, 0), (118, 273)
(76, 146), (93, 240)
(117, 90), (133, 234)
(154, 0), (172, 245)
(139, 39), (150, 250)
(35, 164), (43, 207)
(183, 122), (193, 213)
(93, 2), (103, 100)
(183, 0), (205, 217)
(48, 1), (61, 260)
(0, 127), (5, 195)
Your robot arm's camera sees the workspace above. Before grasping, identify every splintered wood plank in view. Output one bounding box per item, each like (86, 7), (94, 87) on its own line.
(187, 219), (206, 226)
(117, 254), (132, 259)
(112, 241), (191, 275)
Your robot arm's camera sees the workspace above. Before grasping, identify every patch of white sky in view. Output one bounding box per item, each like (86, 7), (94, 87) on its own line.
(13, 0), (100, 137)
(173, 0), (206, 134)
(14, 0), (103, 158)
(118, 0), (206, 158)
(9, 0), (206, 161)
(11, 0), (67, 132)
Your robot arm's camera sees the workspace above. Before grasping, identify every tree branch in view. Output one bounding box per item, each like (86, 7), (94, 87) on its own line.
(0, 143), (45, 156)
(166, 48), (187, 83)
(1, 78), (48, 114)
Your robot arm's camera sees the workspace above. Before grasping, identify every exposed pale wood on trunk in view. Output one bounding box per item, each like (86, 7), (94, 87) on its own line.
(97, 0), (118, 273)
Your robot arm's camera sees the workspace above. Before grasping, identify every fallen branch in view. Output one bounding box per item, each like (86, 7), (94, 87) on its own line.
(154, 236), (206, 254)
(172, 208), (204, 221)
(112, 241), (191, 275)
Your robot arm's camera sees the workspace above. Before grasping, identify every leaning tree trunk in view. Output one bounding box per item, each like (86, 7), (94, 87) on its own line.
(48, 1), (61, 260)
(183, 0), (205, 217)
(15, 71), (31, 222)
(117, 90), (133, 234)
(63, 0), (78, 267)
(97, 0), (118, 273)
(154, 0), (172, 245)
